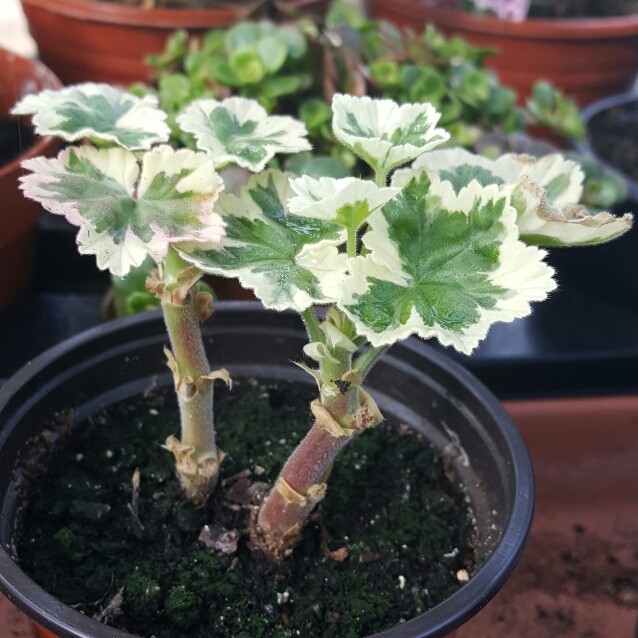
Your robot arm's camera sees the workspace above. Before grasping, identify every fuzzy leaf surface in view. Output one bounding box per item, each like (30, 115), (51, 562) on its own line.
(331, 94), (449, 176)
(20, 145), (225, 276)
(11, 83), (170, 150)
(176, 97), (311, 172)
(339, 170), (556, 353)
(412, 148), (633, 246)
(180, 170), (347, 311)
(288, 176), (400, 232)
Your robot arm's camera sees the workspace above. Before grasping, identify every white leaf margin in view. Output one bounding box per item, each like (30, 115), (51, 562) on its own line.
(338, 170), (557, 354)
(20, 145), (225, 277)
(288, 175), (401, 223)
(332, 94), (450, 174)
(180, 170), (348, 312)
(176, 96), (312, 172)
(412, 147), (633, 246)
(11, 83), (170, 151)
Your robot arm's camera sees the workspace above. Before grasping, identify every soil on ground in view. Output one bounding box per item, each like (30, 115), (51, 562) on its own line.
(15, 381), (474, 638)
(457, 504), (638, 638)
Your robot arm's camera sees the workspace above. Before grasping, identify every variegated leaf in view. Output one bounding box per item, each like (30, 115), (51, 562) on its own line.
(20, 145), (225, 277)
(411, 148), (633, 246)
(338, 169), (556, 354)
(180, 170), (347, 311)
(331, 94), (449, 177)
(11, 83), (170, 150)
(176, 97), (312, 172)
(288, 176), (400, 230)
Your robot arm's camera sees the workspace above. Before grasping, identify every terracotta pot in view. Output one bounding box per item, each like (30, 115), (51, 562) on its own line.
(370, 2), (638, 107)
(0, 304), (533, 638)
(0, 48), (60, 314)
(19, 0), (266, 86)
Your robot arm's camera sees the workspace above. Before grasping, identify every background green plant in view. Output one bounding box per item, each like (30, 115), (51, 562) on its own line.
(118, 3), (625, 317)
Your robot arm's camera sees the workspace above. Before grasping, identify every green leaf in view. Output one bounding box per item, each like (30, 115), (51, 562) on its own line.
(408, 67), (446, 107)
(158, 74), (192, 111)
(332, 94), (449, 177)
(209, 57), (243, 87)
(487, 86), (516, 115)
(412, 147), (633, 246)
(111, 255), (156, 293)
(299, 99), (333, 132)
(146, 29), (188, 70)
(288, 176), (400, 228)
(458, 69), (491, 106)
(370, 60), (400, 87)
(177, 97), (311, 172)
(202, 29), (226, 55)
(180, 170), (347, 311)
(229, 49), (266, 84)
(12, 83), (170, 150)
(260, 75), (310, 99)
(277, 25), (307, 59)
(256, 35), (288, 74)
(20, 145), (225, 276)
(339, 169), (555, 353)
(224, 22), (261, 53)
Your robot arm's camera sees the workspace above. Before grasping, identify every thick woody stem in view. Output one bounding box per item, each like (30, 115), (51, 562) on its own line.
(253, 312), (384, 560)
(152, 248), (230, 505)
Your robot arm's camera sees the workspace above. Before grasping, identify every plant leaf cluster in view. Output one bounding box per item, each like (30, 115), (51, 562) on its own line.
(137, 22), (315, 148)
(13, 81), (633, 557)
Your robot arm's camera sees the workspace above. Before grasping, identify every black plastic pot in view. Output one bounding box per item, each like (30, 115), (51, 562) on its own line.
(575, 91), (638, 201)
(0, 302), (534, 638)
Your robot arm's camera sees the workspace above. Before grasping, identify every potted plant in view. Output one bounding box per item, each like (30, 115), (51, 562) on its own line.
(0, 47), (61, 313)
(18, 0), (266, 85)
(372, 0), (638, 107)
(0, 82), (632, 637)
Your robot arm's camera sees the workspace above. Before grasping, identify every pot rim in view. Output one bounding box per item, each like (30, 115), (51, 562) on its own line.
(0, 302), (534, 638)
(19, 0), (265, 28)
(372, 0), (638, 40)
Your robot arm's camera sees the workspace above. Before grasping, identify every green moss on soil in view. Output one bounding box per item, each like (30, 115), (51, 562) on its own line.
(17, 381), (474, 638)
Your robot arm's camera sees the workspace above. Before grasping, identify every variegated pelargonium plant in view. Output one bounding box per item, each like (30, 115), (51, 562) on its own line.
(12, 83), (311, 505)
(178, 93), (632, 559)
(14, 85), (632, 561)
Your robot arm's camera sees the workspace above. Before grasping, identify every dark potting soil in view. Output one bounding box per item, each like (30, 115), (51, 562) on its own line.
(0, 117), (33, 168)
(588, 100), (638, 183)
(16, 381), (474, 638)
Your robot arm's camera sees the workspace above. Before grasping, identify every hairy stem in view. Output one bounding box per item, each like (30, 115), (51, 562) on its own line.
(375, 167), (389, 188)
(253, 321), (383, 560)
(155, 248), (229, 505)
(354, 344), (389, 380)
(301, 307), (323, 344)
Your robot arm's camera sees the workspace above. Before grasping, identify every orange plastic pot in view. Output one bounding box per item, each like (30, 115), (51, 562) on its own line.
(19, 0), (266, 85)
(0, 48), (60, 313)
(371, 1), (638, 107)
